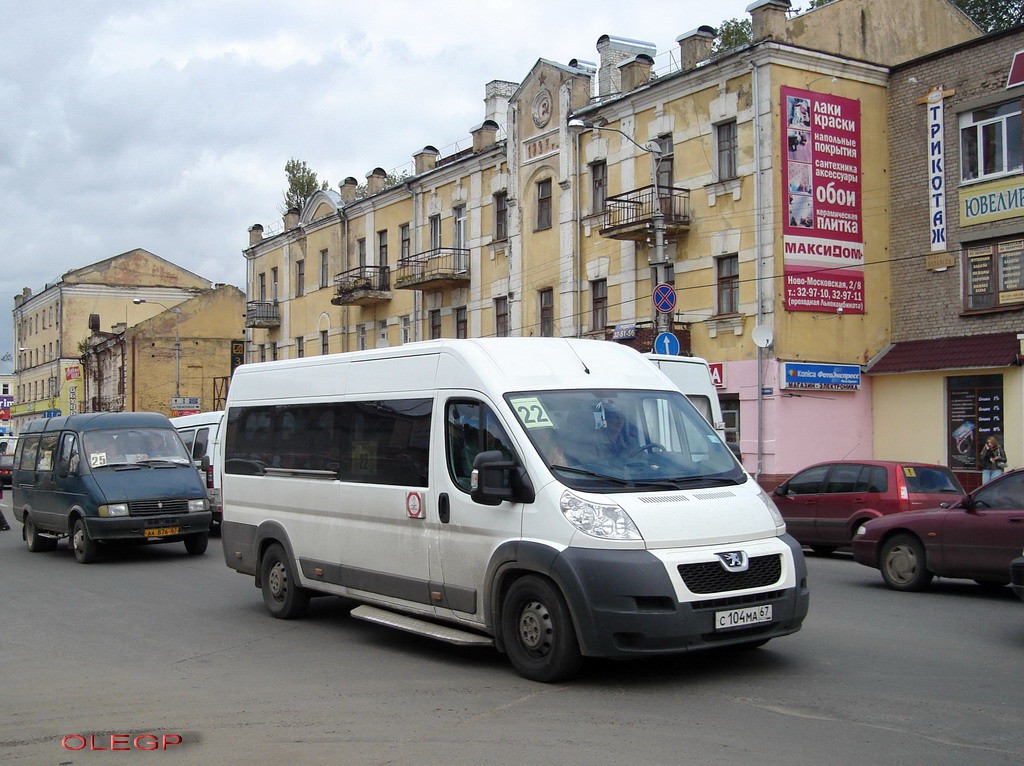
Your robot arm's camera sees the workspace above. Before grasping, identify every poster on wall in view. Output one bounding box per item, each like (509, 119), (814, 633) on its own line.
(947, 375), (1003, 470)
(60, 362), (83, 417)
(781, 86), (864, 314)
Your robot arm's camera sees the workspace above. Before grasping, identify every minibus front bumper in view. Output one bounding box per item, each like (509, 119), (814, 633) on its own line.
(83, 512), (213, 542)
(547, 535), (809, 658)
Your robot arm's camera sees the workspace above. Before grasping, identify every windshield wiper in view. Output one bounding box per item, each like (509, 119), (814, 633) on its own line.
(661, 475), (744, 487)
(136, 458), (189, 467)
(548, 464), (633, 486)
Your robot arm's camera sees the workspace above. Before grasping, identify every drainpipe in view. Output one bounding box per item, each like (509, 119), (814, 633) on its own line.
(753, 59), (765, 482)
(574, 129), (582, 336)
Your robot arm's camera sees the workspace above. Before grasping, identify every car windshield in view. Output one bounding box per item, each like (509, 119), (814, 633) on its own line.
(83, 428), (191, 468)
(506, 388), (744, 492)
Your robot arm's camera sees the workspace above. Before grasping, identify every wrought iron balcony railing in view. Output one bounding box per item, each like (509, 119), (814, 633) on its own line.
(332, 265), (391, 306)
(599, 185), (691, 241)
(394, 247), (470, 289)
(245, 300), (280, 328)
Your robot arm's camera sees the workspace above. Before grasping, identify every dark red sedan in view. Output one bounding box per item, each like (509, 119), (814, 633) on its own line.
(852, 468), (1024, 591)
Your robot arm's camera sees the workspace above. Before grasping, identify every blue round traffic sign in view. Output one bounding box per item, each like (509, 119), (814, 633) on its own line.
(654, 332), (680, 356)
(653, 283), (677, 313)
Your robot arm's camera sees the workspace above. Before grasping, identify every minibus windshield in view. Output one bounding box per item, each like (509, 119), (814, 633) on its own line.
(83, 428), (192, 469)
(507, 389), (744, 492)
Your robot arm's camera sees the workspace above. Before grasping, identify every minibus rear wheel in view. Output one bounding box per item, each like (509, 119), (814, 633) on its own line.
(501, 575), (582, 683)
(25, 514), (58, 553)
(260, 543), (310, 619)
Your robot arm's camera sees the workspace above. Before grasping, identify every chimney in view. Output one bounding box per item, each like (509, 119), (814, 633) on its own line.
(618, 54), (654, 93)
(677, 26), (717, 71)
(283, 206), (300, 231)
(747, 0), (791, 43)
(365, 167), (387, 196)
(484, 80), (518, 133)
(340, 177), (359, 204)
(414, 146), (440, 175)
(596, 35), (656, 97)
(15, 287), (32, 308)
(248, 224), (264, 246)
(471, 120), (499, 152)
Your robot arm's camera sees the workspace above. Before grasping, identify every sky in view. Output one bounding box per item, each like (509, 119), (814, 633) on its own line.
(0, 0), (759, 370)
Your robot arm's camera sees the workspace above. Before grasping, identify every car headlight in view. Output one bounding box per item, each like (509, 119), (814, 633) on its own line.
(98, 503), (129, 517)
(559, 491), (641, 540)
(189, 499), (209, 512)
(757, 487), (786, 531)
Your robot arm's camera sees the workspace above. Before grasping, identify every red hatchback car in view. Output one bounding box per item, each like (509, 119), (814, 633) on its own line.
(772, 460), (964, 554)
(852, 468), (1024, 591)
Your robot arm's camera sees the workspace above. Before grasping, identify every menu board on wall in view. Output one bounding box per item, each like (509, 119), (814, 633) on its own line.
(781, 86), (864, 314)
(947, 375), (1003, 470)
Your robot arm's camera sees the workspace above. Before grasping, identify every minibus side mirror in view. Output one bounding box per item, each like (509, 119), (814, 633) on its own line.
(470, 450), (535, 506)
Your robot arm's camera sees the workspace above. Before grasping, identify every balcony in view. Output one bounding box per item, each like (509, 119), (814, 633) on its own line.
(394, 247), (470, 290)
(599, 185), (691, 242)
(331, 265), (391, 306)
(245, 301), (280, 329)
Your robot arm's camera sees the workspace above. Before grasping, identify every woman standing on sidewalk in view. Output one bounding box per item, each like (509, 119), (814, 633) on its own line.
(980, 436), (1008, 484)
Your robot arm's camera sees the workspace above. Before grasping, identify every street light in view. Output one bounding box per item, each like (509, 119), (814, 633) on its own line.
(568, 118), (669, 331)
(133, 298), (181, 397)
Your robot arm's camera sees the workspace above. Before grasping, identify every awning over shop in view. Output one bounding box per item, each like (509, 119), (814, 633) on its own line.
(866, 332), (1021, 374)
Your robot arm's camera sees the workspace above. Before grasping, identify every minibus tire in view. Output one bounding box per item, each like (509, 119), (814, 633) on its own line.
(501, 575), (582, 683)
(71, 518), (99, 564)
(184, 531), (209, 556)
(25, 515), (58, 552)
(260, 543), (310, 619)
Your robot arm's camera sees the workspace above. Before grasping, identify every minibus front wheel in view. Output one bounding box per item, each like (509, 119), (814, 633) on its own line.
(71, 518), (99, 564)
(501, 575), (582, 683)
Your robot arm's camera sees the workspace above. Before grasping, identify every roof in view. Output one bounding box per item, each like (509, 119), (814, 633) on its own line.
(866, 332), (1021, 374)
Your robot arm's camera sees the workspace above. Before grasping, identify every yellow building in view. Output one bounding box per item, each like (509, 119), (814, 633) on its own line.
(242, 0), (978, 483)
(11, 249), (212, 431)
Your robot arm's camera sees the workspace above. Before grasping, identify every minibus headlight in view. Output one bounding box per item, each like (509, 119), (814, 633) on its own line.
(559, 491), (641, 541)
(188, 499), (209, 513)
(98, 504), (129, 518)
(757, 487), (786, 532)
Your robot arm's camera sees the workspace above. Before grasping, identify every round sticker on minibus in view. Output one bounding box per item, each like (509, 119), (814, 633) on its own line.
(406, 492), (424, 519)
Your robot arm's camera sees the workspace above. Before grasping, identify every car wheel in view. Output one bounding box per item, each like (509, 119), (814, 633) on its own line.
(501, 575), (582, 683)
(25, 514), (58, 552)
(810, 545), (836, 556)
(260, 543), (310, 619)
(184, 531), (209, 556)
(879, 533), (932, 592)
(71, 518), (99, 564)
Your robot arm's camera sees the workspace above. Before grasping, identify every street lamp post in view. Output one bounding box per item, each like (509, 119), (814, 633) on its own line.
(133, 298), (181, 398)
(567, 119), (670, 333)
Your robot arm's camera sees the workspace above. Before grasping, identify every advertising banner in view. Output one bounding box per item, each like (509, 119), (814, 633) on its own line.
(782, 86), (864, 313)
(780, 362), (861, 391)
(947, 375), (1003, 470)
(60, 362), (83, 417)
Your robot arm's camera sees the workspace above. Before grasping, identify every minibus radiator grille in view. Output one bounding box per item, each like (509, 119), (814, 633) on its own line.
(677, 554), (782, 594)
(130, 499), (190, 516)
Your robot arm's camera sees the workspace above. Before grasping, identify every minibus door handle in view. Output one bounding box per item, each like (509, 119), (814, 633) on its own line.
(438, 493), (450, 524)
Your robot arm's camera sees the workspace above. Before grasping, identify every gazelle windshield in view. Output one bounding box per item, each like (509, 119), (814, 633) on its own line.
(507, 389), (744, 492)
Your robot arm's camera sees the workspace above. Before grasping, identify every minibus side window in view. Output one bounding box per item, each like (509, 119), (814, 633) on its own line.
(18, 436), (39, 470)
(193, 428), (210, 460)
(445, 400), (515, 493)
(178, 428), (196, 457)
(58, 433), (80, 474)
(36, 434), (59, 472)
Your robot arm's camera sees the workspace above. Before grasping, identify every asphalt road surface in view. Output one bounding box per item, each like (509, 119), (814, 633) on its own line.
(1, 495), (1021, 765)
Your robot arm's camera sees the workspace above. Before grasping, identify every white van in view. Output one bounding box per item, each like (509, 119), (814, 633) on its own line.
(171, 411), (225, 525)
(644, 354), (724, 435)
(221, 338), (808, 682)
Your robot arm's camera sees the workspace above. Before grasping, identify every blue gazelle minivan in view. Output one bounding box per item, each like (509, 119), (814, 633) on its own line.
(12, 412), (212, 563)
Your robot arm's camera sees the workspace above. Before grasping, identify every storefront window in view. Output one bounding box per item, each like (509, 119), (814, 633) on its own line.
(963, 238), (1024, 311)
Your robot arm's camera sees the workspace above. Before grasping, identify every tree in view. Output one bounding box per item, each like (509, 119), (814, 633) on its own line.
(281, 158), (328, 214)
(954, 0), (1024, 33)
(349, 170), (412, 200)
(712, 17), (752, 54)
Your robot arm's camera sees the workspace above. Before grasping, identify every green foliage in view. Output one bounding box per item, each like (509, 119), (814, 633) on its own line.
(350, 170), (412, 200)
(712, 17), (752, 54)
(281, 157), (328, 214)
(953, 0), (1024, 32)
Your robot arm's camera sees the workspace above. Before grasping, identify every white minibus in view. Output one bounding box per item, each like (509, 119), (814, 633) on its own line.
(171, 411), (225, 526)
(221, 338), (808, 681)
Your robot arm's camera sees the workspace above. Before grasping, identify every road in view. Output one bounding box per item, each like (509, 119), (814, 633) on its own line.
(0, 493), (1021, 765)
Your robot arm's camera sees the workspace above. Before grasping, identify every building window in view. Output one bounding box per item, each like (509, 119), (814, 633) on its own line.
(591, 161), (607, 213)
(539, 288), (554, 336)
(401, 315), (411, 344)
(271, 343), (278, 361)
(429, 309), (442, 339)
(963, 238), (1024, 310)
(377, 320), (388, 348)
(656, 134), (674, 190)
(400, 224), (411, 260)
(296, 337), (305, 358)
(296, 260), (305, 297)
(320, 249), (329, 288)
(591, 279), (608, 331)
(960, 101), (1023, 182)
(429, 215), (441, 250)
(720, 394), (740, 452)
(717, 255), (739, 315)
(271, 268), (279, 302)
(320, 330), (329, 355)
(358, 238), (367, 268)
(258, 272), (266, 301)
(358, 325), (367, 350)
(494, 192), (508, 241)
(536, 179), (552, 230)
(377, 230), (388, 266)
(453, 206), (467, 251)
(259, 345), (267, 363)
(717, 120), (738, 180)
(455, 307), (467, 339)
(495, 296), (509, 337)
